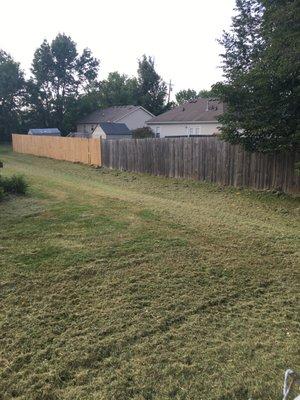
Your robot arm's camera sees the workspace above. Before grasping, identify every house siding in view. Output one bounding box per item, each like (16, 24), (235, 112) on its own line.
(92, 126), (106, 139)
(77, 123), (97, 134)
(148, 123), (220, 138)
(117, 108), (152, 130)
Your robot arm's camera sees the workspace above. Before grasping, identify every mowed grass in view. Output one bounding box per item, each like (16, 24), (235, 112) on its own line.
(0, 145), (299, 400)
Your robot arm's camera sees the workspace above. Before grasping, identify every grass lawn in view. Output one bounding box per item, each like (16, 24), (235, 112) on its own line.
(0, 145), (299, 400)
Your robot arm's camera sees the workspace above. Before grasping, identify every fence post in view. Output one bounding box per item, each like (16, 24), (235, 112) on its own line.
(99, 138), (102, 166)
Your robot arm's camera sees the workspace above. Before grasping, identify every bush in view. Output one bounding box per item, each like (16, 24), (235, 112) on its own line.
(0, 174), (28, 195)
(132, 127), (155, 139)
(0, 187), (4, 201)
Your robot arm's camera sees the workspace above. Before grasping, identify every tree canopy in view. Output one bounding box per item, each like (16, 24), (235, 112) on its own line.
(175, 88), (217, 104)
(0, 51), (25, 141)
(214, 0), (299, 152)
(0, 36), (173, 141)
(137, 55), (168, 115)
(98, 72), (139, 108)
(27, 33), (100, 133)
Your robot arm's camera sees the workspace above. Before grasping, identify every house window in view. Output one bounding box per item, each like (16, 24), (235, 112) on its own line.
(195, 127), (200, 135)
(189, 127), (193, 136)
(155, 126), (160, 138)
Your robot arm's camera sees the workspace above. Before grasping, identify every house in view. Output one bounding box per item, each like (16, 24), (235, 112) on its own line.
(92, 122), (132, 139)
(28, 128), (61, 136)
(77, 105), (153, 134)
(146, 98), (224, 138)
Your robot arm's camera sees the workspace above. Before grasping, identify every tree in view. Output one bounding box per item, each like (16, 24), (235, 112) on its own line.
(175, 88), (219, 104)
(137, 55), (167, 115)
(214, 0), (299, 152)
(27, 33), (100, 133)
(0, 51), (25, 142)
(198, 89), (218, 98)
(218, 0), (264, 81)
(99, 72), (139, 107)
(175, 89), (197, 104)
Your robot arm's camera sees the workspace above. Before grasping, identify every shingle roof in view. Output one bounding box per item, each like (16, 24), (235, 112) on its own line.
(28, 128), (61, 136)
(99, 122), (132, 136)
(147, 98), (224, 124)
(77, 106), (145, 124)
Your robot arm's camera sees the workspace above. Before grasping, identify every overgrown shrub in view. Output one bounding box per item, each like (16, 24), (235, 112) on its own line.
(0, 187), (4, 201)
(0, 174), (28, 195)
(132, 127), (155, 139)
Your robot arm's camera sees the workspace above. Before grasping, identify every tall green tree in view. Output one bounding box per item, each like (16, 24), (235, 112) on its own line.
(99, 72), (139, 107)
(214, 0), (299, 152)
(137, 55), (167, 115)
(27, 33), (100, 133)
(0, 51), (25, 142)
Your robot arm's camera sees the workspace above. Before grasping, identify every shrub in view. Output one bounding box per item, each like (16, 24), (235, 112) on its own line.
(0, 174), (28, 195)
(0, 187), (4, 201)
(132, 127), (155, 139)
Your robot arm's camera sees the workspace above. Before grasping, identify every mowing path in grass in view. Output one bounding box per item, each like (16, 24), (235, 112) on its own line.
(0, 145), (299, 400)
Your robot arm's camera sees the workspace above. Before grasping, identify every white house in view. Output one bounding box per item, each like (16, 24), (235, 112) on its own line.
(77, 105), (153, 134)
(146, 98), (224, 138)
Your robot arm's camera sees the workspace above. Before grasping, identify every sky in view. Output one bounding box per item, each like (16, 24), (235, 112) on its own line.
(1, 0), (235, 97)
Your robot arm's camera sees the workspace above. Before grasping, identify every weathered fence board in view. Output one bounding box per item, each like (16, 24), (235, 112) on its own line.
(12, 134), (101, 166)
(102, 137), (299, 194)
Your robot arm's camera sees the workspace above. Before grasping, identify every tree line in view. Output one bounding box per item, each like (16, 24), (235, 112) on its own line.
(0, 36), (175, 141)
(0, 0), (299, 152)
(0, 36), (212, 142)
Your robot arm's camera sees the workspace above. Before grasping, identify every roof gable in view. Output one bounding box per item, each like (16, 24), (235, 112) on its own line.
(77, 105), (152, 124)
(147, 98), (224, 124)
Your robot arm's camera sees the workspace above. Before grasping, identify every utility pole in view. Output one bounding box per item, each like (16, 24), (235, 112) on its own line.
(167, 80), (173, 103)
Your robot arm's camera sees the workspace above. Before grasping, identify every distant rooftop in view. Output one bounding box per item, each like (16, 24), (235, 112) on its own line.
(147, 98), (224, 124)
(77, 105), (153, 124)
(28, 128), (61, 136)
(99, 122), (132, 136)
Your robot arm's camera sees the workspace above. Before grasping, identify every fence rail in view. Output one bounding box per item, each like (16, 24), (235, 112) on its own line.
(12, 134), (101, 166)
(102, 137), (300, 194)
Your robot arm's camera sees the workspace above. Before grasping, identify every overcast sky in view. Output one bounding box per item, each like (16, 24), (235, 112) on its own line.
(1, 0), (235, 96)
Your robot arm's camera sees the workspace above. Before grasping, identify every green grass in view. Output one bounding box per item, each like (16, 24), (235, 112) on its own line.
(0, 145), (299, 400)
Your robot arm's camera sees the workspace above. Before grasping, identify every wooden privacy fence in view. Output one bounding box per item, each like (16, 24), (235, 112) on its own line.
(12, 134), (101, 166)
(102, 137), (300, 194)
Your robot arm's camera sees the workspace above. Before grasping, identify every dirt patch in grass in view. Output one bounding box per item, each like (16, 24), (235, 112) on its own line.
(0, 146), (299, 400)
